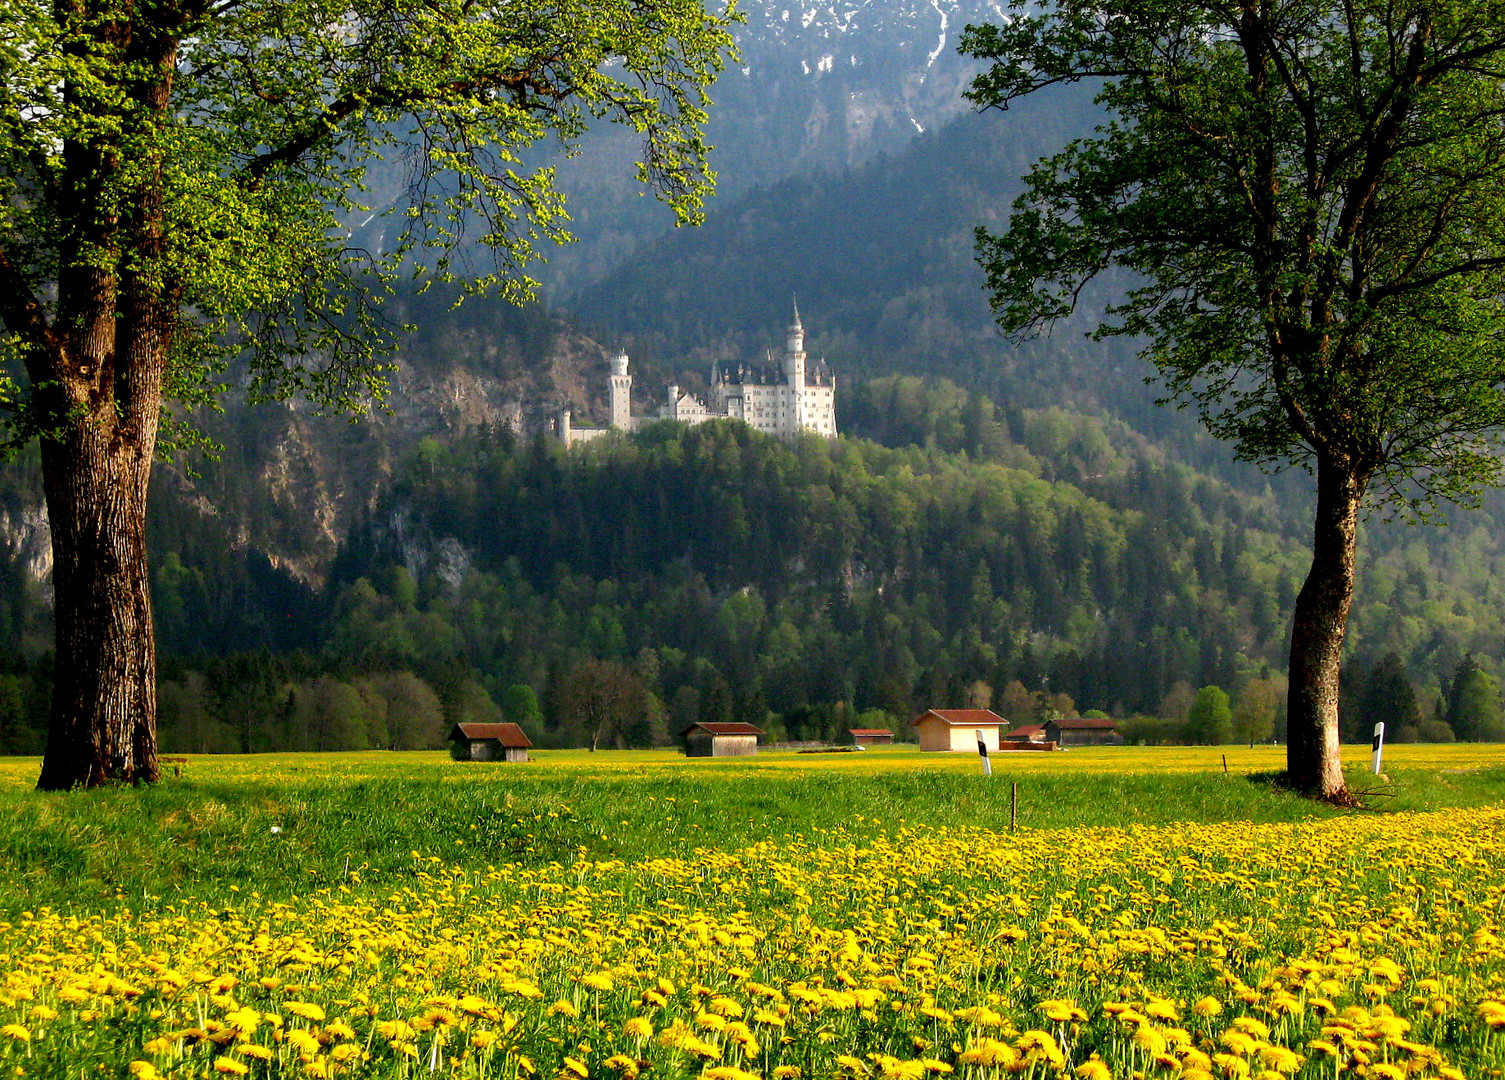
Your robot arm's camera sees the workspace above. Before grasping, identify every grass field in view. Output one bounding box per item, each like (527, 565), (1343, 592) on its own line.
(0, 745), (1503, 1079)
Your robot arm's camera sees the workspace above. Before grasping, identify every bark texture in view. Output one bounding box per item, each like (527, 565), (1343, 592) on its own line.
(35, 416), (161, 789)
(30, 10), (176, 789)
(1284, 456), (1363, 800)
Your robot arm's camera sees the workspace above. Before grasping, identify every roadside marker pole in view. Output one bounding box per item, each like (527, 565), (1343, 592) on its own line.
(976, 729), (992, 777)
(1371, 722), (1385, 775)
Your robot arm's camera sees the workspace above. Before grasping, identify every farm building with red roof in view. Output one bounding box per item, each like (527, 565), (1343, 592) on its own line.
(912, 709), (1008, 753)
(449, 722), (532, 763)
(681, 721), (764, 758)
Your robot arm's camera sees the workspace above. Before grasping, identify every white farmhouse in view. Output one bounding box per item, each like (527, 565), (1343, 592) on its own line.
(557, 306), (837, 445)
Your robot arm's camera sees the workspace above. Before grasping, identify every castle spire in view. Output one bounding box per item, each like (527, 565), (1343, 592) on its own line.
(790, 296), (802, 332)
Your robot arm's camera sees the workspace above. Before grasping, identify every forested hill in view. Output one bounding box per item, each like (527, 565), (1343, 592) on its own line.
(0, 379), (1492, 754)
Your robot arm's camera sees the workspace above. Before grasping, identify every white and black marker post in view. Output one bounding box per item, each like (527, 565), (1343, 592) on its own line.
(976, 729), (992, 777)
(1371, 721), (1385, 775)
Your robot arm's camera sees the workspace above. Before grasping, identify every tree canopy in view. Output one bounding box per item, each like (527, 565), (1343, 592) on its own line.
(0, 0), (735, 787)
(962, 0), (1505, 799)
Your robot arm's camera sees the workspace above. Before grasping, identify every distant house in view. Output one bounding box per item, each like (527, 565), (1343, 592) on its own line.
(1045, 716), (1125, 747)
(849, 728), (895, 746)
(682, 721), (764, 757)
(913, 709), (1007, 752)
(449, 722), (532, 763)
(1004, 724), (1047, 742)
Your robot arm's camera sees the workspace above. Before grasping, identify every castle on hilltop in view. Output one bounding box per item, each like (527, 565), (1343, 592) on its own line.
(557, 306), (836, 446)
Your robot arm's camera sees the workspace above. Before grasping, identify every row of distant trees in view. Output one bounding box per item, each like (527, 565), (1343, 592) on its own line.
(135, 650), (1504, 754)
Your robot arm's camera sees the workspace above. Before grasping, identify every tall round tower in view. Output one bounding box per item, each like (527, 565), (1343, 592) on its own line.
(784, 303), (807, 379)
(783, 302), (806, 434)
(609, 351), (632, 430)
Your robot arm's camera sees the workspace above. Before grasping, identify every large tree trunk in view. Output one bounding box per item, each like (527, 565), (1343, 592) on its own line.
(1285, 455), (1364, 800)
(31, 15), (177, 790)
(35, 410), (160, 789)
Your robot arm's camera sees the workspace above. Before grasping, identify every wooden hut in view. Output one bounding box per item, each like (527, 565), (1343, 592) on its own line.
(913, 709), (1007, 752)
(849, 728), (895, 746)
(1044, 716), (1125, 747)
(449, 722), (532, 762)
(1003, 724), (1046, 742)
(681, 721), (763, 757)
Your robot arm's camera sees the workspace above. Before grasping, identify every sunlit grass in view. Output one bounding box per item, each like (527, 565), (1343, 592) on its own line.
(1, 745), (1504, 1078)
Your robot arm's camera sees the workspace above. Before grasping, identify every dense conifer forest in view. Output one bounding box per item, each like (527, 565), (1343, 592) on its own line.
(3, 375), (1501, 755)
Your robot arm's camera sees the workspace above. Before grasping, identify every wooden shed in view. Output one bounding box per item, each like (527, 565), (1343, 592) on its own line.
(849, 728), (895, 746)
(681, 721), (763, 757)
(1004, 723), (1046, 742)
(1044, 716), (1125, 747)
(449, 722), (532, 762)
(913, 709), (1007, 752)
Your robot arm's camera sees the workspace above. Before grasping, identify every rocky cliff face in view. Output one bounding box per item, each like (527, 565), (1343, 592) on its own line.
(155, 311), (614, 589)
(0, 502), (51, 588)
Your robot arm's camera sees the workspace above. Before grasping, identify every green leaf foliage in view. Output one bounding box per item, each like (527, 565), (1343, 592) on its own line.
(961, 0), (1505, 516)
(0, 0), (736, 437)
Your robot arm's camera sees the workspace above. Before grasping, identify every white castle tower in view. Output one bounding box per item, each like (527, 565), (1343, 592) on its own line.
(558, 312), (836, 445)
(609, 351), (632, 430)
(783, 302), (807, 432)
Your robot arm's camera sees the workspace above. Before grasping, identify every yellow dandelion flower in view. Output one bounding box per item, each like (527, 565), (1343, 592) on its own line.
(704, 1068), (762, 1080)
(683, 1036), (722, 1060)
(551, 1001), (580, 1018)
(957, 1039), (1017, 1067)
(1211, 1053), (1249, 1077)
(284, 1002), (326, 1023)
(1219, 1031), (1258, 1057)
(1193, 998), (1223, 1018)
(212, 1058), (249, 1076)
(563, 1057), (590, 1078)
(238, 1045), (274, 1061)
(580, 973), (614, 993)
(1016, 1030), (1063, 1066)
(304, 1059), (329, 1079)
(1075, 1059), (1112, 1080)
(1230, 1018), (1270, 1039)
(1040, 1000), (1087, 1023)
(919, 1061), (952, 1074)
(954, 1006), (1005, 1028)
(1145, 1000), (1180, 1022)
(0, 1026), (29, 1044)
(773, 1069), (802, 1080)
(127, 1064), (158, 1080)
(753, 1010), (785, 1028)
(1366, 1067), (1404, 1080)
(1255, 1046), (1302, 1074)
(27, 1007), (56, 1022)
(836, 1055), (869, 1074)
(710, 997), (745, 1018)
(625, 1017), (653, 1040)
